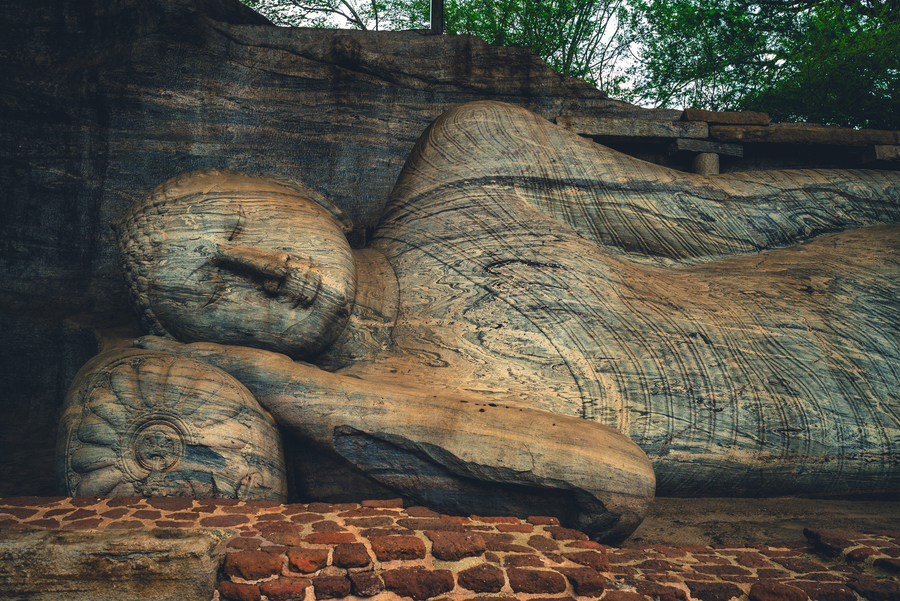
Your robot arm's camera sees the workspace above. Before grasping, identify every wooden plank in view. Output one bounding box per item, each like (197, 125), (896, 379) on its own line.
(558, 116), (708, 140)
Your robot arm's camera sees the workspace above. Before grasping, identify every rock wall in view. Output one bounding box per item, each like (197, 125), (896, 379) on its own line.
(0, 0), (627, 496)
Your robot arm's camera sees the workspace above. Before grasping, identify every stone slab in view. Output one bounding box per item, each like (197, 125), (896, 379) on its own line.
(710, 124), (900, 146)
(669, 137), (744, 157)
(861, 145), (900, 164)
(682, 108), (770, 125)
(0, 527), (229, 601)
(557, 116), (709, 140)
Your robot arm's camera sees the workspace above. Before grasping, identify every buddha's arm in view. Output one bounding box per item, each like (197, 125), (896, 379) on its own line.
(135, 336), (655, 541)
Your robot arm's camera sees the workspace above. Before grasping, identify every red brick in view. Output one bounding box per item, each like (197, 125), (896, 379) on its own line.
(349, 572), (384, 596)
(458, 563), (505, 593)
(397, 518), (463, 531)
(259, 577), (310, 601)
(199, 515), (250, 527)
(691, 554), (731, 565)
(312, 520), (346, 532)
(480, 532), (531, 553)
(282, 503), (308, 515)
(773, 557), (828, 573)
(383, 567), (454, 601)
(545, 526), (589, 541)
(370, 535), (426, 561)
(567, 540), (604, 550)
(290, 512), (323, 524)
(874, 557), (900, 573)
(168, 511), (199, 520)
(563, 549), (609, 571)
(528, 535), (559, 552)
(405, 506), (440, 518)
(734, 552), (773, 568)
(312, 575), (351, 599)
(556, 567), (607, 595)
(527, 516), (560, 526)
(258, 522), (303, 546)
(104, 496), (144, 507)
(426, 530), (486, 561)
(106, 520), (144, 529)
(218, 581), (261, 601)
(224, 550), (283, 580)
(61, 518), (103, 530)
(196, 498), (240, 507)
(626, 579), (688, 601)
(69, 496), (105, 507)
(441, 514), (471, 524)
(847, 575), (900, 601)
(847, 547), (879, 562)
(24, 518), (60, 528)
(792, 581), (855, 601)
(507, 568), (566, 594)
(255, 512), (287, 522)
(304, 532), (356, 544)
(471, 515), (521, 524)
(362, 498), (404, 508)
(287, 547), (329, 573)
(685, 581), (744, 601)
(692, 564), (752, 577)
(339, 507), (399, 518)
(333, 543), (371, 568)
(345, 516), (395, 528)
(496, 523), (534, 533)
(0, 507), (38, 519)
(228, 537), (264, 550)
(637, 559), (683, 572)
(145, 497), (195, 511)
(43, 508), (75, 518)
(604, 592), (648, 601)
(608, 549), (647, 564)
(504, 554), (550, 568)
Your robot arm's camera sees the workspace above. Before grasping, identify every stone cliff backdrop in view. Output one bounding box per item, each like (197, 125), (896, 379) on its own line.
(0, 0), (637, 495)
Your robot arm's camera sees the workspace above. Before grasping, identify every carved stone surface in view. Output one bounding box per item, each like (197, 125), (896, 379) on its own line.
(57, 348), (287, 500)
(104, 101), (900, 540)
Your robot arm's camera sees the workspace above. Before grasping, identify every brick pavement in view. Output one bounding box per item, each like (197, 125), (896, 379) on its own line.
(1, 496), (899, 601)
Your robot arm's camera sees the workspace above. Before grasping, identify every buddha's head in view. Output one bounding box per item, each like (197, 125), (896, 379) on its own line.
(116, 170), (356, 360)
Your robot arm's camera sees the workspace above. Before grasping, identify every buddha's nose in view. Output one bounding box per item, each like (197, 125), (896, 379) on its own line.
(215, 243), (321, 307)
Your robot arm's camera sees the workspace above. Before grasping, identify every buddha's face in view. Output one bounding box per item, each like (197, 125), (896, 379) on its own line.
(141, 173), (355, 359)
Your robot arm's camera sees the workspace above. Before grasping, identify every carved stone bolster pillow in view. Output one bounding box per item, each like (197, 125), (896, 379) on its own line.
(56, 348), (287, 501)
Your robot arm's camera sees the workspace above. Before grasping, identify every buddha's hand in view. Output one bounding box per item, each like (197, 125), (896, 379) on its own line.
(134, 336), (303, 396)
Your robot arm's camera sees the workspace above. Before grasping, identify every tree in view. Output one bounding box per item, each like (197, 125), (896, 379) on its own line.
(620, 0), (900, 128)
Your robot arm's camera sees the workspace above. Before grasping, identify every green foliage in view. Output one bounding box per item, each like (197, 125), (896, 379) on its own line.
(445, 0), (629, 88)
(621, 0), (900, 128)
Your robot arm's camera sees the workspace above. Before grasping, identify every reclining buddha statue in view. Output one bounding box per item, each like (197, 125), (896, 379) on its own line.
(58, 101), (900, 542)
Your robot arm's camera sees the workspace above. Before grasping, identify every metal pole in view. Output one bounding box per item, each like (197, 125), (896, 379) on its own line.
(430, 0), (444, 34)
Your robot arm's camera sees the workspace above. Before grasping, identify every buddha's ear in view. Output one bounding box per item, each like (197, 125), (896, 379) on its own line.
(255, 173), (354, 236)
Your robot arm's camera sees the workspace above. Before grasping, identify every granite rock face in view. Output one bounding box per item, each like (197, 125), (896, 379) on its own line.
(0, 0), (620, 495)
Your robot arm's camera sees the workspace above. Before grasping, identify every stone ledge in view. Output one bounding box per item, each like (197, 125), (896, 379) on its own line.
(2, 497), (900, 601)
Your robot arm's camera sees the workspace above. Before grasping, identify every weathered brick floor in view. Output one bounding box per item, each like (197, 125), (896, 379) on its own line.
(1, 496), (899, 601)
